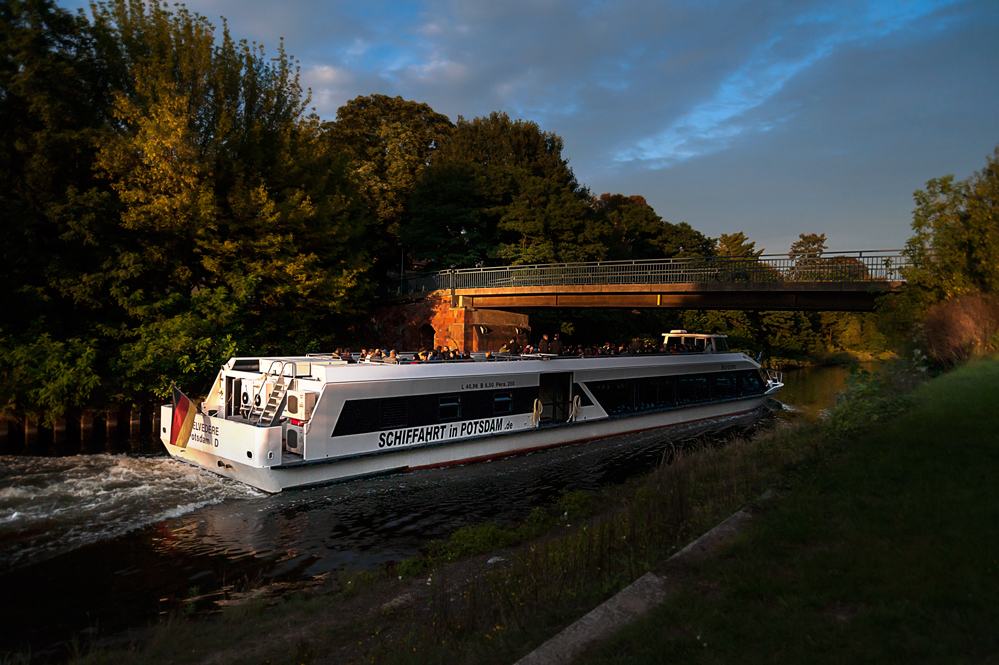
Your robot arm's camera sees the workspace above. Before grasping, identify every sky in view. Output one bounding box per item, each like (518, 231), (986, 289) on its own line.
(64, 0), (999, 254)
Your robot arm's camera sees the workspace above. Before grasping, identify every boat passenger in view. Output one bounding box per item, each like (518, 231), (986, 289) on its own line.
(550, 334), (563, 356)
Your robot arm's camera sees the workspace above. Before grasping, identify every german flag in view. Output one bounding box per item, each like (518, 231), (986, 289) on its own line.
(171, 386), (198, 449)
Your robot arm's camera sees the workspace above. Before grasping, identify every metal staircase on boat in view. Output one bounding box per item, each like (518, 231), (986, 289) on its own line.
(242, 361), (295, 426)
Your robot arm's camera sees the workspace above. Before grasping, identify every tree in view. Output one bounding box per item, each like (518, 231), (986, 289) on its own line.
(496, 172), (608, 264)
(403, 162), (495, 268)
(788, 233), (827, 281)
(712, 231), (777, 282)
(0, 0), (111, 422)
(904, 147), (999, 303)
(878, 146), (999, 352)
(717, 231), (763, 257)
(406, 165), (609, 267)
(433, 111), (584, 196)
(591, 194), (668, 260)
(655, 221), (715, 258)
(80, 0), (369, 400)
(328, 94), (453, 244)
(406, 112), (601, 267)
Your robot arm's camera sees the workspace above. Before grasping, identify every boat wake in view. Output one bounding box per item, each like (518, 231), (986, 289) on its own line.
(0, 454), (261, 572)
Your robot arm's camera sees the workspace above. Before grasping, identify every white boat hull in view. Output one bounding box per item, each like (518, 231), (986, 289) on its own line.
(162, 394), (771, 493)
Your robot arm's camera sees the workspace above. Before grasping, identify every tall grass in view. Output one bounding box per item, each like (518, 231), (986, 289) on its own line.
(373, 423), (833, 664)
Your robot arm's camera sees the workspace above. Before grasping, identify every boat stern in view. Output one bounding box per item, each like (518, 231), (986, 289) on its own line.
(160, 403), (284, 475)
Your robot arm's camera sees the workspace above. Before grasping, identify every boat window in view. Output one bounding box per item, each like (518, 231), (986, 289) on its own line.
(714, 338), (730, 352)
(676, 375), (711, 404)
(739, 371), (765, 395)
(637, 377), (675, 411)
(493, 392), (513, 415)
(439, 395), (462, 421)
(380, 398), (408, 429)
(711, 373), (737, 399)
(332, 388), (537, 437)
(587, 380), (636, 416)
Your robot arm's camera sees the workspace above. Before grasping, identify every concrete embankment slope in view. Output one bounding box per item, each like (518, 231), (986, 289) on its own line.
(537, 359), (999, 665)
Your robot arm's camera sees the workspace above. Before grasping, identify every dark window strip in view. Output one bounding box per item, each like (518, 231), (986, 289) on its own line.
(333, 387), (537, 437)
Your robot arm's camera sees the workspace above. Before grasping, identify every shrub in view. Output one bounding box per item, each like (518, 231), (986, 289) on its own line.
(923, 292), (999, 363)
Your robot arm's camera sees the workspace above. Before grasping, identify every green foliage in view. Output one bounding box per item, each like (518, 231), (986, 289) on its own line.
(787, 232), (827, 281)
(433, 111), (583, 195)
(403, 161), (494, 267)
(0, 328), (101, 425)
(405, 112), (601, 268)
(554, 489), (596, 518)
(1, 0), (373, 416)
(716, 231), (763, 257)
(881, 145), (999, 347)
(654, 221), (716, 258)
(0, 0), (110, 332)
(328, 94), (453, 268)
(823, 361), (924, 438)
(86, 0), (373, 398)
(430, 523), (520, 560)
(592, 193), (669, 259)
(592, 193), (715, 260)
(905, 147), (999, 303)
(495, 172), (608, 264)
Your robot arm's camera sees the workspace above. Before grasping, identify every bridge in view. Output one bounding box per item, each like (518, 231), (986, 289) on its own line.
(380, 250), (909, 352)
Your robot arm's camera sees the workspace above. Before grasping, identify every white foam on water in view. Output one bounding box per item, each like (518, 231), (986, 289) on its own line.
(0, 454), (261, 571)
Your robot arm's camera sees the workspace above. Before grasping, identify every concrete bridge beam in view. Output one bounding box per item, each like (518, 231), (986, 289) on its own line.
(452, 281), (901, 312)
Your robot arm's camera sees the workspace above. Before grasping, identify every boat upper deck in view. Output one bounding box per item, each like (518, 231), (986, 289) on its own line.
(224, 349), (754, 389)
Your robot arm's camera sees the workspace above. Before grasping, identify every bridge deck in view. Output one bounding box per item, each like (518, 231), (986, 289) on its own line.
(397, 250), (908, 312)
(450, 281), (901, 311)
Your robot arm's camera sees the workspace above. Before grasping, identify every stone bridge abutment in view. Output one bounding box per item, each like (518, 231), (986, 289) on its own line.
(369, 295), (529, 353)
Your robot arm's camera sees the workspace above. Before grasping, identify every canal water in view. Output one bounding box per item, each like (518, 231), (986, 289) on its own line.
(0, 364), (858, 660)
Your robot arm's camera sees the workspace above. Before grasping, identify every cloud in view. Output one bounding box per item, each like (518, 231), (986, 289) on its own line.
(613, 0), (964, 169)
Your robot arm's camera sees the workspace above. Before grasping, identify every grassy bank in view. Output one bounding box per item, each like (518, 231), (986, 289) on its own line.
(52, 359), (969, 665)
(578, 358), (999, 664)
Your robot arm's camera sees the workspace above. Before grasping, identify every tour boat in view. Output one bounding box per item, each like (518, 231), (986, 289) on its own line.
(160, 332), (783, 493)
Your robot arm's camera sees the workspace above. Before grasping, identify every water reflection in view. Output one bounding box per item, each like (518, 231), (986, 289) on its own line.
(153, 414), (759, 579)
(778, 362), (879, 421)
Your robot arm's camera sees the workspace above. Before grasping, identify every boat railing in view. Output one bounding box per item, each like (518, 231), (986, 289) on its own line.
(239, 360), (297, 423)
(766, 369), (784, 386)
(302, 348), (753, 366)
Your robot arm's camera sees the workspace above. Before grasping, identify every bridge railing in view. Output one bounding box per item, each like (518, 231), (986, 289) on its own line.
(399, 250), (910, 295)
